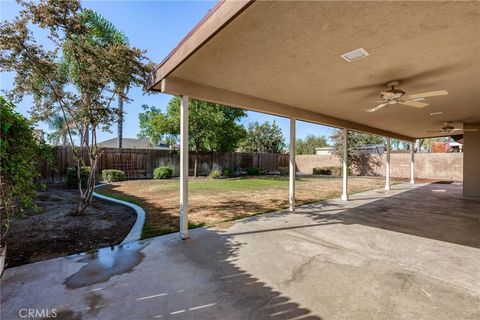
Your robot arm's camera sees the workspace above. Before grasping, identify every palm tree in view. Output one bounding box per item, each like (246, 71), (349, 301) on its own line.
(64, 10), (130, 148)
(46, 112), (76, 146)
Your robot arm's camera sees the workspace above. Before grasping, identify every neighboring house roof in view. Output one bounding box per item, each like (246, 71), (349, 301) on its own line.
(98, 138), (170, 150)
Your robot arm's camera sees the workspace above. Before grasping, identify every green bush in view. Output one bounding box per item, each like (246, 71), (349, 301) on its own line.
(246, 166), (260, 175)
(66, 166), (91, 188)
(154, 166), (173, 179)
(278, 167), (289, 176)
(102, 169), (126, 182)
(1, 97), (52, 243)
(208, 169), (222, 179)
(222, 167), (235, 177)
(313, 166), (343, 176)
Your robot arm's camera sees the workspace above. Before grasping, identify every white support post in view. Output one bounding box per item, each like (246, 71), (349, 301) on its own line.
(385, 137), (391, 191)
(410, 141), (415, 184)
(341, 128), (349, 201)
(179, 95), (189, 240)
(289, 117), (296, 213)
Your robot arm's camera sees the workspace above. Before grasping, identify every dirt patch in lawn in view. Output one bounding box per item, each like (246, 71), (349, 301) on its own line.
(6, 185), (136, 268)
(96, 176), (397, 239)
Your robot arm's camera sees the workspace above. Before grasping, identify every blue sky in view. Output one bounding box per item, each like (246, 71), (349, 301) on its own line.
(0, 0), (335, 143)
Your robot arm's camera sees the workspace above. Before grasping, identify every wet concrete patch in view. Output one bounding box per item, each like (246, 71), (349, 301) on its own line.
(64, 241), (148, 289)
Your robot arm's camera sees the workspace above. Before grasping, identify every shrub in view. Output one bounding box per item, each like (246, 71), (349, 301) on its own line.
(208, 169), (222, 179)
(66, 166), (91, 188)
(102, 169), (126, 182)
(0, 97), (52, 245)
(154, 166), (173, 179)
(222, 167), (235, 177)
(313, 166), (343, 176)
(246, 166), (260, 175)
(278, 167), (289, 176)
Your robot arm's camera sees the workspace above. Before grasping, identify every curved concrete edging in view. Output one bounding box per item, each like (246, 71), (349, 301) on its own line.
(93, 184), (145, 244)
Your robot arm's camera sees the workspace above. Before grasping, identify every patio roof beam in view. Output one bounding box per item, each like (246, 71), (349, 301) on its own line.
(158, 77), (416, 143)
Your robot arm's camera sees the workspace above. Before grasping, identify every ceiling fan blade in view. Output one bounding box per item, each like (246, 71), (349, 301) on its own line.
(405, 90), (448, 99)
(425, 130), (445, 133)
(399, 100), (429, 108)
(367, 103), (387, 112)
(463, 129), (479, 132)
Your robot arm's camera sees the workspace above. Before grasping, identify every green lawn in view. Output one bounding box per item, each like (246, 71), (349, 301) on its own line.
(96, 175), (395, 238)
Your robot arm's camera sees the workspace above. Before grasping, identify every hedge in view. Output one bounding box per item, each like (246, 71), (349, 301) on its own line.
(66, 166), (91, 188)
(222, 167), (235, 177)
(313, 166), (343, 176)
(246, 166), (260, 175)
(102, 169), (126, 182)
(154, 166), (173, 179)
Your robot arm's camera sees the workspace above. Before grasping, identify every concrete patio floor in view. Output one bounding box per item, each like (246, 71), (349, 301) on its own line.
(2, 182), (479, 320)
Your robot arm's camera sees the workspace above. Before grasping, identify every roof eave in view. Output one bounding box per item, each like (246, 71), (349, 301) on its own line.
(147, 0), (254, 90)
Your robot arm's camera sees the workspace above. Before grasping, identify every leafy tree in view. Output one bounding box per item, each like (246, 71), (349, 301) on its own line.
(296, 134), (328, 155)
(138, 97), (247, 176)
(0, 97), (52, 245)
(391, 139), (412, 151)
(330, 129), (384, 173)
(0, 0), (151, 214)
(239, 121), (285, 153)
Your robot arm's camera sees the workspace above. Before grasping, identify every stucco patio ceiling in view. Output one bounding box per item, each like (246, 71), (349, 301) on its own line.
(149, 0), (480, 141)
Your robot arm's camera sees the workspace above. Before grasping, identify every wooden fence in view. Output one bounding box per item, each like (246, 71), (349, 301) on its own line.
(40, 147), (289, 182)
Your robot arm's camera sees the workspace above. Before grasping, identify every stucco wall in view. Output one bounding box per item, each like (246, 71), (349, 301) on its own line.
(296, 153), (463, 180)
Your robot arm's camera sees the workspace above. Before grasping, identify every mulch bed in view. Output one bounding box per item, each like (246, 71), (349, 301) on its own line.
(5, 184), (136, 268)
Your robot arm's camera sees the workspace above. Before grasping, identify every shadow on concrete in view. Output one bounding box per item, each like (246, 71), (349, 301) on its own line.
(229, 183), (480, 249)
(2, 225), (323, 319)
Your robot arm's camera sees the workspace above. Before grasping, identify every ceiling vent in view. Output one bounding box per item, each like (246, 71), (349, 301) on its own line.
(341, 48), (369, 62)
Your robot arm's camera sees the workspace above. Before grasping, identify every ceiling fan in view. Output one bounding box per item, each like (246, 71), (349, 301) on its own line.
(367, 81), (448, 112)
(426, 122), (478, 133)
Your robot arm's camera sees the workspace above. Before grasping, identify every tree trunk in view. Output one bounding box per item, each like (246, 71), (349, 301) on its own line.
(83, 124), (89, 146)
(117, 95), (123, 148)
(194, 150), (199, 177)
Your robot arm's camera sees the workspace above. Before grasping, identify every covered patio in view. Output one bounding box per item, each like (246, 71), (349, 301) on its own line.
(2, 183), (479, 319)
(148, 0), (480, 239)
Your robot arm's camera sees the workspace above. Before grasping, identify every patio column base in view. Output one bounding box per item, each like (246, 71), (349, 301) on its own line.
(341, 194), (349, 201)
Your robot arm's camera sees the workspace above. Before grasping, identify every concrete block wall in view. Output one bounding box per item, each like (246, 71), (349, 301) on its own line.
(296, 153), (463, 180)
